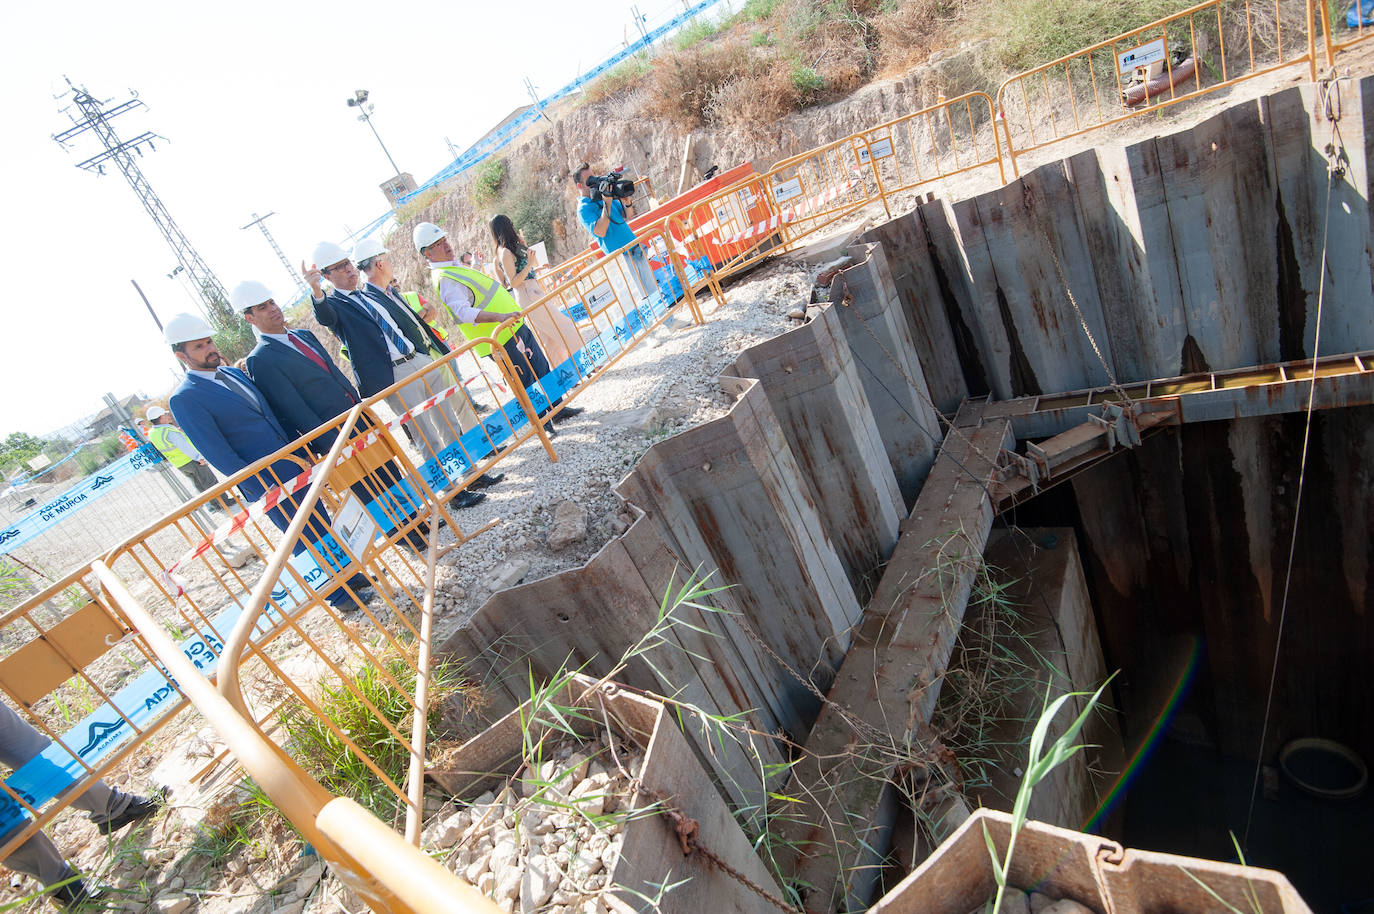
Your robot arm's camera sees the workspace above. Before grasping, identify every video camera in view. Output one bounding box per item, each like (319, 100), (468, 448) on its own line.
(585, 168), (636, 202)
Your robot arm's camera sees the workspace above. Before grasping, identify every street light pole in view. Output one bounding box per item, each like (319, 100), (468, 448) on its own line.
(346, 89), (402, 175)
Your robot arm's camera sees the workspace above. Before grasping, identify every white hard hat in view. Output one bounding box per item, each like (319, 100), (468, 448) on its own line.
(352, 238), (387, 264)
(413, 222), (447, 252)
(146, 406), (168, 421)
(312, 241), (351, 268)
(164, 312), (217, 346)
(230, 280), (275, 312)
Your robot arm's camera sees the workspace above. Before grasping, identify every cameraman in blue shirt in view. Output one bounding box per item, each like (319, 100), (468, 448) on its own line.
(572, 162), (659, 302)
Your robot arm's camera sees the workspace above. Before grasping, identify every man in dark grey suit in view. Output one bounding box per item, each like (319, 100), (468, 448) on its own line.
(303, 242), (488, 471)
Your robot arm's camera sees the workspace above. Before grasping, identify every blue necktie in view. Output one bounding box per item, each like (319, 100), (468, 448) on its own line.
(353, 291), (413, 357)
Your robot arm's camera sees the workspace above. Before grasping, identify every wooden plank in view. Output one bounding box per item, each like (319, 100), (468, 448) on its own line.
(731, 305), (905, 603)
(618, 382), (862, 743)
(830, 244), (942, 505)
(778, 417), (1013, 913)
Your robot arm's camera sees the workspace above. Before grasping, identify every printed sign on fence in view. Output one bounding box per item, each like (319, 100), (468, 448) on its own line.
(1117, 37), (1167, 75)
(855, 137), (894, 165)
(773, 176), (803, 205)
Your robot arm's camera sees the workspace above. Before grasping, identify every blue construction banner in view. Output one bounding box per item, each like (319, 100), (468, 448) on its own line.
(0, 444), (164, 552)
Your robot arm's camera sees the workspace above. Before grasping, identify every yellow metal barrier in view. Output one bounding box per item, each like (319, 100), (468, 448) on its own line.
(0, 565), (188, 864)
(1319, 0), (1374, 62)
(996, 0), (1318, 175)
(626, 92), (1005, 283)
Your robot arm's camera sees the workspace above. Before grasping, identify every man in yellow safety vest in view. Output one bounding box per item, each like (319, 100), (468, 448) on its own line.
(145, 405), (227, 503)
(413, 222), (583, 428)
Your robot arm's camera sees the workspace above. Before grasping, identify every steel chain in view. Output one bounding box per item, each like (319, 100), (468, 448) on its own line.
(639, 785), (804, 914)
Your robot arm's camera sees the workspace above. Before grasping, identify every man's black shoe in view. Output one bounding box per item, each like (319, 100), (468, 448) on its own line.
(453, 490), (488, 509)
(96, 793), (160, 835)
(404, 530), (430, 553)
(556, 405), (585, 419)
(52, 879), (103, 910)
(470, 472), (505, 490)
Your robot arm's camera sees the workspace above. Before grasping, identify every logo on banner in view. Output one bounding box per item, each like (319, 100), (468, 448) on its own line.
(90, 474), (116, 490)
(79, 718), (128, 757)
(271, 587), (289, 603)
(0, 529), (16, 545)
(557, 366), (577, 388)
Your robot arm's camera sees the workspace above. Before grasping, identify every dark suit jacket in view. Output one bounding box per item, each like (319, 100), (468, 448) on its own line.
(167, 367), (304, 502)
(246, 330), (361, 455)
(360, 283), (450, 358)
(313, 285), (449, 399)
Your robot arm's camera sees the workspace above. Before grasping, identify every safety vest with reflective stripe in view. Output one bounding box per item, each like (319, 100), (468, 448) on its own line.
(431, 265), (522, 358)
(148, 425), (193, 467)
(400, 290), (449, 343)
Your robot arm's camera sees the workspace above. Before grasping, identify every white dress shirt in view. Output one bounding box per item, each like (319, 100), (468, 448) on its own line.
(427, 260), (481, 324)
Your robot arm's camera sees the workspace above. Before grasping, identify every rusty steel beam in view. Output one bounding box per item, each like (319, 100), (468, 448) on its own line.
(982, 350), (1374, 440)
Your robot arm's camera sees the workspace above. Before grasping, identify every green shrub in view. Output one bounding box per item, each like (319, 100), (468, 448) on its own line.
(280, 655), (473, 820)
(739, 0), (785, 21)
(583, 53), (653, 104)
(470, 157), (508, 209)
(506, 174), (559, 256)
(790, 64), (826, 98)
(673, 15), (721, 50)
(751, 30), (776, 46)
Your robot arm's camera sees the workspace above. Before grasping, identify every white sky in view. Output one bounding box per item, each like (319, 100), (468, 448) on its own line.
(0, 0), (710, 440)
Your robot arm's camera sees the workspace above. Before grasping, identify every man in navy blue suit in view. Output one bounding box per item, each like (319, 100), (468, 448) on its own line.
(304, 242), (506, 501)
(234, 281), (457, 549)
(163, 313), (372, 611)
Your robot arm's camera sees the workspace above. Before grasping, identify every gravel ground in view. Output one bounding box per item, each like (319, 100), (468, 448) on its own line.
(422, 259), (818, 644)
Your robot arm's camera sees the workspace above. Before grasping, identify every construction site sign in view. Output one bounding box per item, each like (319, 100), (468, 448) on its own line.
(1117, 37), (1167, 75)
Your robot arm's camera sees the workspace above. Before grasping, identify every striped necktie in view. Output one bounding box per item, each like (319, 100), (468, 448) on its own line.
(352, 291), (413, 357)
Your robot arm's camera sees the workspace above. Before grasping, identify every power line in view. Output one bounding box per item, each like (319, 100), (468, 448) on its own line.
(52, 78), (235, 333)
(241, 211), (308, 302)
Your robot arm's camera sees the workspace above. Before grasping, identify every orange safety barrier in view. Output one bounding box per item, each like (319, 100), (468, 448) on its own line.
(0, 565), (191, 864)
(996, 0), (1319, 176)
(1319, 0), (1374, 62)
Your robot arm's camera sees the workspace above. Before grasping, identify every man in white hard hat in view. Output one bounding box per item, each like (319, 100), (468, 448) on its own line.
(145, 405), (227, 506)
(163, 312), (374, 610)
(236, 281), (442, 552)
(302, 243), (496, 507)
(353, 238), (451, 352)
(413, 222), (583, 426)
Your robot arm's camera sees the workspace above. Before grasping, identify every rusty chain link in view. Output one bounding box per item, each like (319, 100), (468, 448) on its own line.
(638, 785), (804, 914)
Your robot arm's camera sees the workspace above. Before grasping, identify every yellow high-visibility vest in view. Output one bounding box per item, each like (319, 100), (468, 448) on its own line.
(430, 265), (522, 358)
(400, 290), (450, 343)
(148, 425), (192, 467)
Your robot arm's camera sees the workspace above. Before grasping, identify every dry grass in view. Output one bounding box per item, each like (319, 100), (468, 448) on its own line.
(644, 38), (755, 128)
